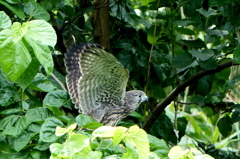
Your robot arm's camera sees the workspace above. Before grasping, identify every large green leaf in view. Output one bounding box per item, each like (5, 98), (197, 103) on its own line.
(23, 20), (56, 75)
(24, 20), (57, 47)
(25, 107), (53, 122)
(0, 29), (31, 81)
(43, 90), (69, 108)
(124, 125), (149, 159)
(172, 52), (195, 69)
(0, 11), (11, 30)
(2, 116), (32, 137)
(13, 131), (38, 152)
(39, 117), (64, 142)
(16, 57), (40, 89)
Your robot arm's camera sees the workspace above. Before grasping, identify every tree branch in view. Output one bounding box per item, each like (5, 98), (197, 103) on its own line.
(143, 59), (236, 132)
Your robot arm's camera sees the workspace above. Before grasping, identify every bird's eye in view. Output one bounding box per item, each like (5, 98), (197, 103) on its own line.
(138, 94), (142, 97)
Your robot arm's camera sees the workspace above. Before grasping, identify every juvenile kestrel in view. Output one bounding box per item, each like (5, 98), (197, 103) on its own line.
(65, 43), (148, 126)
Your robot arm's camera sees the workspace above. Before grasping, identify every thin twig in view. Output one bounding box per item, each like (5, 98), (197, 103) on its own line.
(144, 0), (161, 120)
(50, 73), (67, 92)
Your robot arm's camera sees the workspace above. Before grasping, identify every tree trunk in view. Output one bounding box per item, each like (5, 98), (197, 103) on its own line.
(94, 0), (110, 50)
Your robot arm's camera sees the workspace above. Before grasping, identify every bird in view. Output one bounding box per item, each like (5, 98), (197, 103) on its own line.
(65, 43), (148, 126)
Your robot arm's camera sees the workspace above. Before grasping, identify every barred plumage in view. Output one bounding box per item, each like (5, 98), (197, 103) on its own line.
(65, 43), (148, 126)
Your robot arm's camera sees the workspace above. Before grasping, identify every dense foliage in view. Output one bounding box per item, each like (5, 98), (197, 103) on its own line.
(0, 0), (240, 158)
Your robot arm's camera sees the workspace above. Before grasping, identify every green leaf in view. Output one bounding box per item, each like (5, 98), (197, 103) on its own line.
(55, 123), (77, 136)
(24, 38), (54, 76)
(152, 114), (178, 144)
(198, 57), (218, 70)
(177, 117), (188, 139)
(173, 19), (197, 26)
(175, 27), (195, 35)
(172, 52), (195, 69)
(43, 90), (69, 108)
(0, 1), (26, 20)
(40, 117), (64, 142)
(147, 25), (161, 44)
(92, 126), (116, 138)
(0, 85), (19, 106)
(24, 20), (57, 48)
(0, 141), (16, 158)
(0, 11), (11, 30)
(0, 29), (31, 82)
(223, 74), (240, 91)
(148, 135), (169, 158)
(62, 133), (90, 155)
(196, 75), (214, 96)
(233, 44), (240, 64)
(231, 109), (240, 123)
(16, 57), (40, 89)
(189, 49), (214, 61)
(124, 125), (149, 159)
(2, 116), (32, 137)
(122, 142), (138, 159)
(148, 134), (169, 150)
(149, 152), (161, 159)
(0, 115), (19, 130)
(13, 131), (37, 151)
(141, 0), (155, 6)
(128, 111), (145, 122)
(23, 0), (50, 21)
(196, 8), (218, 17)
(76, 114), (103, 129)
(168, 146), (184, 158)
(206, 29), (229, 37)
(29, 73), (56, 92)
(23, 20), (57, 75)
(113, 127), (127, 145)
(0, 109), (21, 115)
(181, 39), (206, 48)
(217, 115), (232, 137)
(50, 143), (63, 155)
(25, 107), (53, 122)
(209, 0), (237, 6)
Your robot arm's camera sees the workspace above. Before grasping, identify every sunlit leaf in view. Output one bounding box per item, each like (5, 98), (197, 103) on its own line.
(0, 29), (31, 82)
(0, 11), (11, 30)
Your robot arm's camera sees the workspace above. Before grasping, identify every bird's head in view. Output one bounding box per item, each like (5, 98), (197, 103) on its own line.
(125, 90), (148, 109)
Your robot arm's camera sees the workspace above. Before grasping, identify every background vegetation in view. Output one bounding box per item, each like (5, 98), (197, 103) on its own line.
(0, 0), (240, 158)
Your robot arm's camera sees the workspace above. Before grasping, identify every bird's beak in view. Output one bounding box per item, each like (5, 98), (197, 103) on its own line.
(143, 95), (148, 102)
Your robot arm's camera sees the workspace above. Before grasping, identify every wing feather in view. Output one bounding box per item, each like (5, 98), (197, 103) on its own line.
(65, 43), (129, 114)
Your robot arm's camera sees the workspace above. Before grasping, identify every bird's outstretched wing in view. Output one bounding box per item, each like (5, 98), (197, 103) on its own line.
(65, 43), (129, 114)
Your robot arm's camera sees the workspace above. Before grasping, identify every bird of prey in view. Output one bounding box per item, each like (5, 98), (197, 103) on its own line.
(65, 43), (148, 126)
